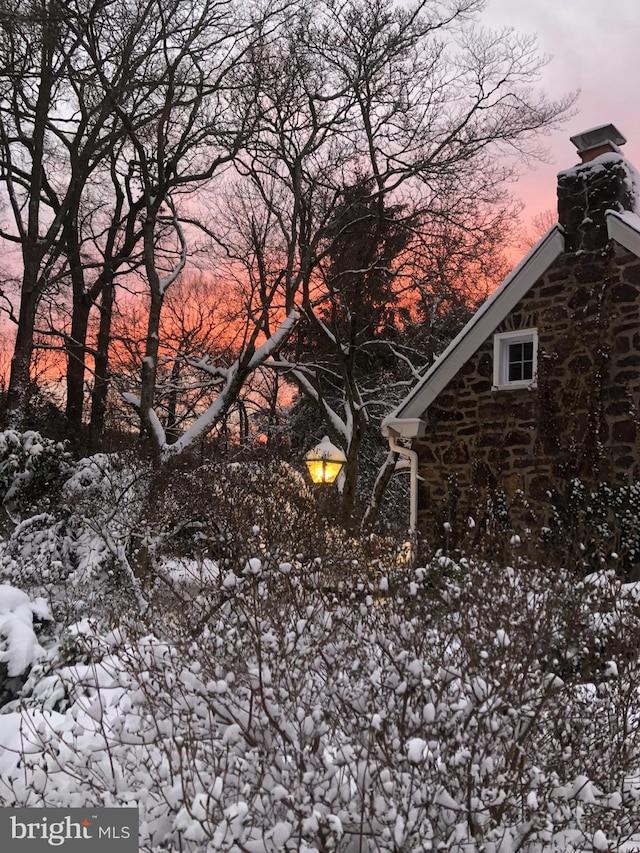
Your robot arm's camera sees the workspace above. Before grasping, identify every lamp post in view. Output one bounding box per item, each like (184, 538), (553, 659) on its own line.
(304, 436), (346, 485)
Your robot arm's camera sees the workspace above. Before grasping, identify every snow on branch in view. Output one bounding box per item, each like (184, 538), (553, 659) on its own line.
(247, 309), (299, 370)
(158, 203), (188, 296)
(185, 358), (229, 382)
(267, 356), (349, 443)
(161, 310), (301, 457)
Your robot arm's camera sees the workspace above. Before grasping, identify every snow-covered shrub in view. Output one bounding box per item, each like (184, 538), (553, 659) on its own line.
(138, 459), (411, 591)
(0, 444), (407, 630)
(2, 558), (640, 851)
(143, 459), (319, 559)
(2, 433), (639, 849)
(0, 451), (151, 626)
(60, 452), (150, 578)
(422, 479), (523, 564)
(429, 476), (640, 579)
(0, 583), (51, 706)
(0, 430), (70, 523)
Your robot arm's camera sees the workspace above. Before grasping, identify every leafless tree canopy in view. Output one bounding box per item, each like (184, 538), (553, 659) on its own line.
(0, 0), (574, 519)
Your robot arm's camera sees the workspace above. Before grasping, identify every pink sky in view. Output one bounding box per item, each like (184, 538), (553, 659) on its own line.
(484, 0), (640, 222)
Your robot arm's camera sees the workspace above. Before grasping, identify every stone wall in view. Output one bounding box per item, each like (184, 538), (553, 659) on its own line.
(414, 242), (640, 540)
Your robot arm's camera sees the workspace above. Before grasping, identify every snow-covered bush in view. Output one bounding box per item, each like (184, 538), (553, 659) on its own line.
(0, 430), (70, 524)
(2, 434), (639, 850)
(0, 446), (408, 630)
(548, 478), (640, 577)
(454, 478), (640, 579)
(136, 459), (411, 597)
(0, 451), (151, 625)
(2, 557), (640, 851)
(144, 459), (321, 559)
(0, 583), (51, 706)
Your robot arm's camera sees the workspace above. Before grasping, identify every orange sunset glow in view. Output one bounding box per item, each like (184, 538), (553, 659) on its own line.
(2, 0), (639, 435)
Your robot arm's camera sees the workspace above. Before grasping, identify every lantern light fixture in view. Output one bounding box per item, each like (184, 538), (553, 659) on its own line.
(304, 435), (346, 485)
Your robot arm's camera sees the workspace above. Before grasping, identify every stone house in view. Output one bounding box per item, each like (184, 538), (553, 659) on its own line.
(382, 124), (640, 542)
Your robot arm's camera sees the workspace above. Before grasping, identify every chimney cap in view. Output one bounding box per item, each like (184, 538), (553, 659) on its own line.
(570, 123), (626, 156)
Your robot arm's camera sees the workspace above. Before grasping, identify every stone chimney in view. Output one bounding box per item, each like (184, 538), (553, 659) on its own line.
(557, 123), (634, 252)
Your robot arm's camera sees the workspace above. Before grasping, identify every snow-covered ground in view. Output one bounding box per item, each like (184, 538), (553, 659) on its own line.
(1, 435), (640, 851)
(1, 558), (640, 852)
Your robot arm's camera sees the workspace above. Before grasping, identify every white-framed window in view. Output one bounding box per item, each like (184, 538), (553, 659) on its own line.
(492, 329), (538, 389)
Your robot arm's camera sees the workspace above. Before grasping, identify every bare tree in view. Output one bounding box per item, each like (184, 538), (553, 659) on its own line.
(0, 0), (271, 443)
(518, 207), (557, 252)
(0, 0), (147, 428)
(89, 0), (270, 447)
(0, 0), (573, 472)
(226, 0), (573, 526)
(110, 271), (238, 444)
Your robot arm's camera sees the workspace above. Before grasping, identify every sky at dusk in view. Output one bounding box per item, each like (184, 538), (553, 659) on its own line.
(483, 0), (640, 223)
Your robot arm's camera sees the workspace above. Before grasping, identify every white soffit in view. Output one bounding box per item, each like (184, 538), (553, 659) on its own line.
(384, 225), (566, 426)
(382, 417), (426, 438)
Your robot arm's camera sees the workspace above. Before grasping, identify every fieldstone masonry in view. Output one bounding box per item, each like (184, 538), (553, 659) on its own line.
(558, 154), (635, 252)
(414, 155), (640, 538)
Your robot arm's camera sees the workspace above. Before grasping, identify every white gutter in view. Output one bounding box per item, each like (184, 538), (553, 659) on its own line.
(381, 415), (426, 439)
(388, 433), (420, 533)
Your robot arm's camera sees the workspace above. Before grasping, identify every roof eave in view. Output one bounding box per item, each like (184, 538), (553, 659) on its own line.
(381, 416), (426, 439)
(606, 209), (640, 255)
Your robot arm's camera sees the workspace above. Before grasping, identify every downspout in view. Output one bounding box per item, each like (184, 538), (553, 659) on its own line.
(388, 434), (419, 533)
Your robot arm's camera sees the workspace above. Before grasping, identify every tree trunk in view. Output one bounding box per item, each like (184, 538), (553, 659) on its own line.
(87, 176), (142, 451)
(139, 290), (163, 435)
(3, 16), (56, 429)
(339, 410), (367, 528)
(65, 292), (92, 442)
(361, 450), (398, 531)
(88, 281), (114, 452)
(3, 285), (39, 428)
(164, 357), (181, 444)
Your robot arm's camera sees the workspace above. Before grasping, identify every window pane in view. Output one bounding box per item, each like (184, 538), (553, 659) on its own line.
(522, 340), (533, 379)
(508, 359), (523, 381)
(508, 340), (533, 382)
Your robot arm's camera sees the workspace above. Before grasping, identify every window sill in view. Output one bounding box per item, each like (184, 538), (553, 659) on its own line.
(492, 380), (537, 391)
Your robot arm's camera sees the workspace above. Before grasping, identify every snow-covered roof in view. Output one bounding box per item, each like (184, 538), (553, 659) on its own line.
(607, 209), (640, 256)
(383, 205), (640, 439)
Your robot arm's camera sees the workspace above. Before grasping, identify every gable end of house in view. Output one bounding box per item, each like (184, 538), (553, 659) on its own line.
(382, 225), (566, 437)
(384, 146), (640, 439)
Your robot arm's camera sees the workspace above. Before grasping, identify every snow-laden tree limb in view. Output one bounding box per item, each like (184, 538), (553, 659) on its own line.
(158, 205), (188, 297)
(160, 309), (299, 457)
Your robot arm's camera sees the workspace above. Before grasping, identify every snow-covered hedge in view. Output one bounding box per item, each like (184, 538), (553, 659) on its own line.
(0, 583), (51, 705)
(0, 448), (151, 622)
(550, 478), (640, 575)
(0, 430), (70, 523)
(1, 558), (639, 852)
(1, 435), (639, 850)
(145, 459), (324, 562)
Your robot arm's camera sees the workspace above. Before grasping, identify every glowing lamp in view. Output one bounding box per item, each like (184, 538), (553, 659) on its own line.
(304, 436), (346, 485)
